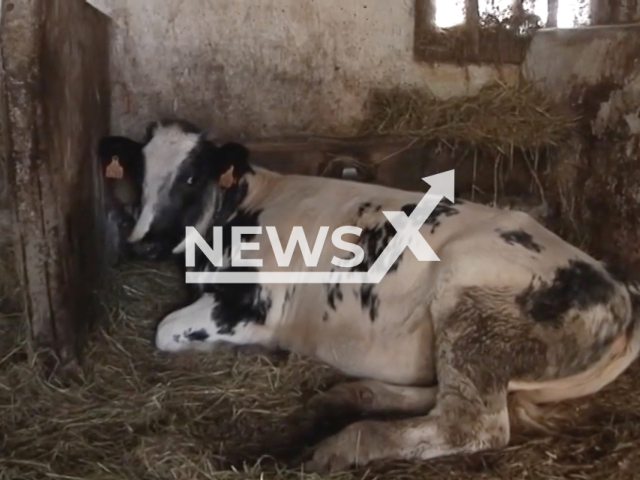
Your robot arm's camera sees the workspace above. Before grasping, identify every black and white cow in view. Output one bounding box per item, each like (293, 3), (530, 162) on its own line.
(97, 135), (144, 263)
(99, 119), (640, 473)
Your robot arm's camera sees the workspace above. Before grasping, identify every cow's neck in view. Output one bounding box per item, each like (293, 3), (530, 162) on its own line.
(171, 167), (281, 255)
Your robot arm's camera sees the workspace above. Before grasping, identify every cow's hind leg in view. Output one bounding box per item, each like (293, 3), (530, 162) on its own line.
(304, 378), (509, 472)
(307, 380), (438, 417)
(154, 293), (275, 353)
(304, 293), (520, 473)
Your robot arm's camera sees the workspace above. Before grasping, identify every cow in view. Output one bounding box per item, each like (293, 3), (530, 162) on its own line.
(97, 135), (144, 263)
(98, 118), (640, 474)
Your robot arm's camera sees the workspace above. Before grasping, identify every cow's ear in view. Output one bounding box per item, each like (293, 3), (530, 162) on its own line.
(213, 142), (253, 189)
(97, 136), (143, 180)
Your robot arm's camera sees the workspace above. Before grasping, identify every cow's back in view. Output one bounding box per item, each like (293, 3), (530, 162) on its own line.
(241, 173), (615, 384)
(246, 171), (597, 294)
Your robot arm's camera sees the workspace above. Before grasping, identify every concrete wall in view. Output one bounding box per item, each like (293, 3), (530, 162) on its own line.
(87, 0), (518, 140)
(80, 1), (640, 265)
(523, 24), (640, 266)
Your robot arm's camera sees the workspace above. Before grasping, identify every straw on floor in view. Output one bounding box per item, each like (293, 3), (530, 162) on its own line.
(0, 81), (632, 479)
(2, 253), (640, 480)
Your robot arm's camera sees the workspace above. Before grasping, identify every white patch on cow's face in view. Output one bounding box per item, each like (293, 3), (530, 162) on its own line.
(170, 195), (218, 255)
(128, 124), (201, 243)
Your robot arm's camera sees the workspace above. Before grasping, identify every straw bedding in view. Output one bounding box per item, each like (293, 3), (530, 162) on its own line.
(2, 251), (640, 479)
(1, 82), (638, 479)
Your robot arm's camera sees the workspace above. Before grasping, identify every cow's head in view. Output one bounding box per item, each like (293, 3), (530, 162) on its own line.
(97, 119), (253, 260)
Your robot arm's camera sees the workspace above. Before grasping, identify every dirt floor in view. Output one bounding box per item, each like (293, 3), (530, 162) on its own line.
(2, 253), (640, 480)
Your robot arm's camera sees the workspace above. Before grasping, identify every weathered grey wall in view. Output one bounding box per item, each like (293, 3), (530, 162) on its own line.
(87, 0), (518, 139)
(76, 1), (640, 264)
(523, 25), (640, 266)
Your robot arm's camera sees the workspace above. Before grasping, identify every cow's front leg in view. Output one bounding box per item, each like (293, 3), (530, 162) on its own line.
(154, 293), (275, 353)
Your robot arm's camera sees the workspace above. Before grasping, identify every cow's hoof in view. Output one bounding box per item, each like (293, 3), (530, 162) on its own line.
(303, 420), (383, 473)
(304, 446), (353, 474)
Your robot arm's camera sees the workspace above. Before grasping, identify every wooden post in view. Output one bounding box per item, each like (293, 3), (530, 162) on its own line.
(0, 0), (111, 371)
(466, 0), (480, 57)
(591, 0), (612, 24)
(547, 0), (558, 27)
(1, 0), (51, 360)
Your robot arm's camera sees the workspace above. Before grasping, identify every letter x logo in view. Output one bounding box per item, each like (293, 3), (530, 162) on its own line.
(366, 171), (454, 280)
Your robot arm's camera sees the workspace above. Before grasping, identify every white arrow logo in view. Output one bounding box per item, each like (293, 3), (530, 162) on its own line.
(186, 169), (455, 284)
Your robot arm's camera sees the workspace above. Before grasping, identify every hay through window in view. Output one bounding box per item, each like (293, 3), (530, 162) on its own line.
(416, 10), (543, 65)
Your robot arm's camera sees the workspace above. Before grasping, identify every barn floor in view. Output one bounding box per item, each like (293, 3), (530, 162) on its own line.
(2, 255), (640, 480)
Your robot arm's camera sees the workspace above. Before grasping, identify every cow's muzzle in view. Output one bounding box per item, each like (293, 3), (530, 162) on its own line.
(126, 240), (171, 261)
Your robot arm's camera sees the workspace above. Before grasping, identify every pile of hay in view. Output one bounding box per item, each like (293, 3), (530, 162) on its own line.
(349, 81), (583, 225)
(357, 81), (580, 153)
(3, 258), (640, 479)
(0, 260), (341, 480)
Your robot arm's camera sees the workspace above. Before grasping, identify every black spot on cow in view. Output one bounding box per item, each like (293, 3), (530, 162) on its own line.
(281, 286), (296, 316)
(349, 198), (460, 275)
(185, 329), (210, 341)
(401, 199), (460, 234)
(322, 312), (329, 322)
(173, 334), (180, 343)
(191, 207), (273, 336)
(401, 204), (416, 215)
(351, 200), (460, 274)
(211, 283), (273, 336)
(516, 259), (617, 326)
(359, 284), (380, 322)
(289, 285), (298, 301)
(326, 283), (344, 310)
(498, 229), (544, 253)
(353, 221), (403, 274)
(214, 180), (250, 227)
(357, 201), (382, 217)
(357, 202), (372, 216)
